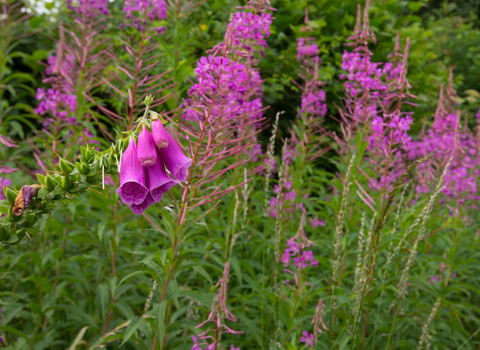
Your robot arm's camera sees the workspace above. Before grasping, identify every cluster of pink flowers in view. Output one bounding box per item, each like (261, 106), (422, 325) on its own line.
(35, 54), (77, 128)
(192, 262), (242, 350)
(123, 0), (166, 22)
(269, 181), (298, 218)
(339, 3), (414, 194)
(281, 236), (318, 269)
(117, 117), (191, 215)
(409, 87), (479, 210)
(67, 0), (109, 18)
(122, 0), (167, 33)
(297, 32), (327, 122)
(182, 0), (274, 131)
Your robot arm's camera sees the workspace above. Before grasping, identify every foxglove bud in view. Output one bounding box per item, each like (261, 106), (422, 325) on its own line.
(147, 149), (177, 202)
(137, 126), (157, 167)
(116, 137), (149, 205)
(159, 131), (192, 182)
(130, 193), (155, 215)
(152, 118), (169, 148)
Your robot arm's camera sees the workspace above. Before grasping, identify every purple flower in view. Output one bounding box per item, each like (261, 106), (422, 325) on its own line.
(146, 149), (177, 202)
(152, 117), (169, 148)
(230, 345), (240, 350)
(67, 0), (109, 18)
(159, 131), (192, 182)
(130, 193), (155, 215)
(0, 178), (11, 201)
(117, 137), (149, 205)
(300, 331), (314, 347)
(309, 217), (325, 228)
(137, 126), (157, 167)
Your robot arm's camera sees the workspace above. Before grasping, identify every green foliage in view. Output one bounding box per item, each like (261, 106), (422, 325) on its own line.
(1, 0), (480, 349)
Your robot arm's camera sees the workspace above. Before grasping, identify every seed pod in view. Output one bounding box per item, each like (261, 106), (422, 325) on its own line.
(60, 159), (74, 174)
(45, 175), (57, 191)
(61, 176), (73, 190)
(4, 188), (17, 206)
(86, 174), (96, 183)
(54, 164), (61, 172)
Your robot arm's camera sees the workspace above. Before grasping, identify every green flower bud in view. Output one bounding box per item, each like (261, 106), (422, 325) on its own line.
(61, 176), (73, 190)
(60, 159), (74, 174)
(86, 174), (96, 183)
(81, 146), (87, 159)
(45, 175), (57, 191)
(54, 164), (61, 172)
(5, 188), (17, 206)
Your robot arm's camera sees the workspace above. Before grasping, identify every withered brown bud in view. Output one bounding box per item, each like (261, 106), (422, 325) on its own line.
(12, 185), (41, 216)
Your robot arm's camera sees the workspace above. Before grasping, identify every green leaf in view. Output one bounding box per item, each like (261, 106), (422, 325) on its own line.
(68, 326), (89, 350)
(120, 317), (143, 346)
(153, 301), (168, 346)
(408, 1), (423, 12)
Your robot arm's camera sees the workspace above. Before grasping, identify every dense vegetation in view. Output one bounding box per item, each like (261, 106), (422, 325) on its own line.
(2, 0), (480, 349)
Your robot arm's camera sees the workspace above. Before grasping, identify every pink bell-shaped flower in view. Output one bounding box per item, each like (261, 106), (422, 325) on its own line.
(159, 131), (192, 182)
(152, 117), (169, 148)
(116, 137), (149, 205)
(137, 126), (157, 167)
(130, 193), (155, 215)
(147, 149), (178, 202)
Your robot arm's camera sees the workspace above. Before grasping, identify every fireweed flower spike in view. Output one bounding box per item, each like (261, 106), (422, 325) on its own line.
(146, 148), (177, 202)
(116, 137), (149, 205)
(159, 131), (192, 182)
(137, 125), (157, 167)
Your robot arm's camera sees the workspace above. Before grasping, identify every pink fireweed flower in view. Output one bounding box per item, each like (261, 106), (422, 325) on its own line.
(146, 149), (177, 202)
(117, 137), (149, 205)
(137, 126), (157, 167)
(130, 192), (155, 215)
(300, 331), (314, 347)
(0, 178), (11, 201)
(159, 131), (192, 182)
(151, 117), (169, 148)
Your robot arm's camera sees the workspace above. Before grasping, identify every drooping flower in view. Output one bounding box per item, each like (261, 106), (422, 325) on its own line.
(137, 126), (157, 167)
(146, 149), (177, 202)
(159, 131), (192, 182)
(151, 117), (169, 148)
(130, 192), (155, 215)
(117, 137), (149, 205)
